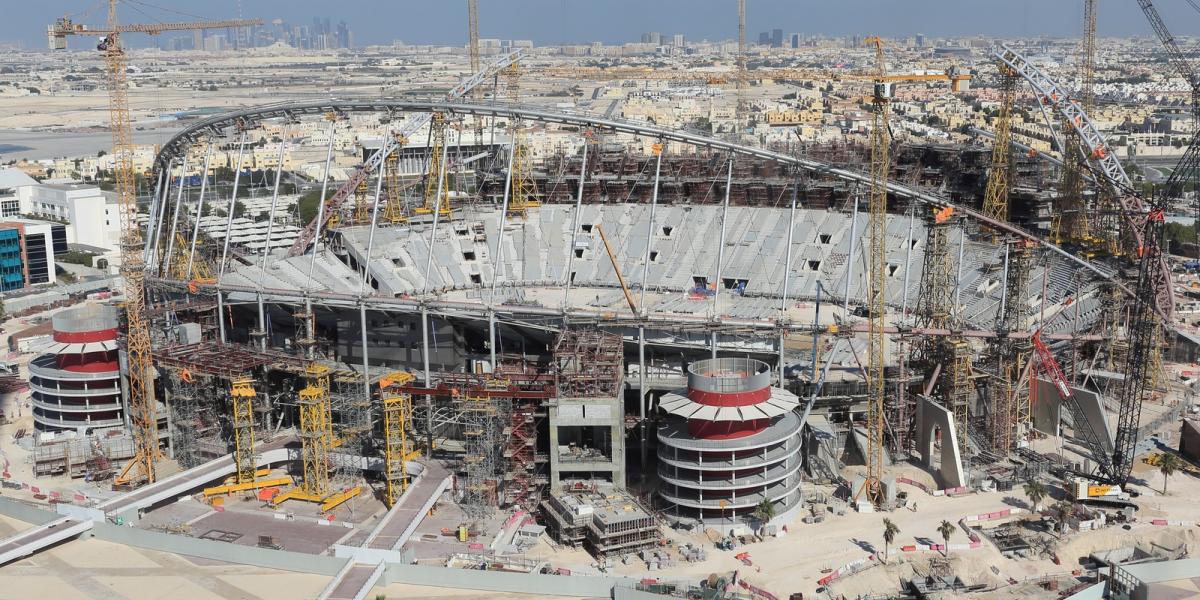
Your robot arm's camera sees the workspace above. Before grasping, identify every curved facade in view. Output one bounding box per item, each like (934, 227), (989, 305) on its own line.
(657, 358), (803, 530)
(30, 305), (123, 433)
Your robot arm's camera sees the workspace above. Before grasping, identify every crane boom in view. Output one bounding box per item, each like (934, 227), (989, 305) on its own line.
(594, 224), (638, 317)
(287, 50), (524, 257)
(1135, 0), (1200, 105)
(49, 3), (261, 488)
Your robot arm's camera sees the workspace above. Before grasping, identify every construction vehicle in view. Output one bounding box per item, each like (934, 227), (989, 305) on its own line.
(1143, 452), (1200, 476)
(1069, 478), (1129, 502)
(48, 3), (260, 489)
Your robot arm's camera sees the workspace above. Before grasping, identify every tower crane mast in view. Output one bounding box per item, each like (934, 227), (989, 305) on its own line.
(48, 2), (261, 488)
(859, 35), (890, 506)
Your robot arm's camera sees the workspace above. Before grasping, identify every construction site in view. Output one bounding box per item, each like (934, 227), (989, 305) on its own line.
(4, 1), (1200, 599)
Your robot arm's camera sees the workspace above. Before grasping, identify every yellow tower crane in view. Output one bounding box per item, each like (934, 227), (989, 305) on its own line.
(859, 36), (890, 507)
(504, 64), (541, 218)
(49, 3), (261, 489)
(383, 133), (409, 225)
(417, 113), (452, 216)
(982, 63), (1018, 229)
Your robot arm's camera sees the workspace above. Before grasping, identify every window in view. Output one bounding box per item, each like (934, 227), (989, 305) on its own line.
(581, 224), (593, 233)
(808, 260), (821, 271)
(819, 234), (831, 244)
(574, 248), (584, 258)
(462, 251), (476, 261)
(662, 226), (673, 236)
(469, 273), (482, 284)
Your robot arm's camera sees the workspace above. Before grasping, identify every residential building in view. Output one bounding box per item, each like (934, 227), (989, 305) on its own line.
(0, 168), (37, 218)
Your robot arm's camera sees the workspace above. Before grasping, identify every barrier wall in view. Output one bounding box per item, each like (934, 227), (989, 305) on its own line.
(93, 522), (349, 576)
(382, 562), (630, 597)
(0, 496), (62, 526)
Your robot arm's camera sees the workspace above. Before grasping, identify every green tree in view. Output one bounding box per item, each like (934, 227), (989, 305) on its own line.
(1159, 453), (1180, 494)
(1053, 500), (1076, 536)
(937, 520), (955, 557)
(232, 200), (247, 219)
(882, 518), (899, 563)
(297, 188), (324, 224)
(753, 498), (776, 527)
(1024, 480), (1048, 512)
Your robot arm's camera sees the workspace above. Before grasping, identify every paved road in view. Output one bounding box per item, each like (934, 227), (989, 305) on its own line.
(0, 517), (92, 566)
(366, 461), (450, 550)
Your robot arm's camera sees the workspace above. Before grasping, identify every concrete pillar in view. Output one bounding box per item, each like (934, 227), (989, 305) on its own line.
(490, 136), (517, 301)
(843, 194), (860, 314)
(563, 141), (588, 305)
(306, 119), (338, 288)
(186, 142), (215, 281)
(421, 134), (450, 295)
(162, 153), (189, 277)
(639, 146), (664, 311)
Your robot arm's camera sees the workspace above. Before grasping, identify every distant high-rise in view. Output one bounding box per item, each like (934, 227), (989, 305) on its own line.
(641, 32), (662, 45)
(771, 28), (783, 48)
(758, 31), (770, 45)
(789, 33), (801, 49)
(916, 33), (925, 48)
(672, 33), (685, 47)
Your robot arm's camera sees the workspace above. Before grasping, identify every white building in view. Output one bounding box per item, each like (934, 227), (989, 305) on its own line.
(0, 168), (38, 218)
(19, 182), (121, 253)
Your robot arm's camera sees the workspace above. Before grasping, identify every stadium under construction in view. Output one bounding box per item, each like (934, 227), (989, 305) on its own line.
(4, 32), (1199, 599)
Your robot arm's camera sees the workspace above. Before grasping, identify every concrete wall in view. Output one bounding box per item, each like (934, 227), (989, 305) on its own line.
(1031, 378), (1064, 437)
(0, 497), (61, 526)
(915, 396), (964, 488)
(93, 522), (348, 577)
(382, 562), (629, 597)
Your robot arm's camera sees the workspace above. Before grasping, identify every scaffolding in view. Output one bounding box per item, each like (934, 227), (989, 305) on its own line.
(504, 400), (540, 509)
(460, 389), (500, 522)
(231, 378), (257, 485)
(383, 134), (408, 225)
(417, 113), (451, 216)
(167, 368), (206, 469)
(553, 330), (624, 398)
(943, 339), (972, 457)
(275, 365), (334, 504)
(383, 392), (412, 507)
(913, 214), (955, 360)
(353, 176), (371, 225)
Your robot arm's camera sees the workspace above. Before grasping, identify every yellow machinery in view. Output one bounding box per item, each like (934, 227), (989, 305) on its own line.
(381, 371), (418, 507)
(858, 35), (890, 507)
(383, 134), (409, 225)
(203, 379), (294, 497)
(353, 177), (371, 225)
(416, 113), (452, 217)
(504, 63), (541, 218)
(49, 5), (260, 489)
(273, 364), (361, 512)
(982, 63), (1017, 228)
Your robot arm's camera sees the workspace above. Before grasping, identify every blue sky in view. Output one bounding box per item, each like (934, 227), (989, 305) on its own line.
(2, 0), (1196, 49)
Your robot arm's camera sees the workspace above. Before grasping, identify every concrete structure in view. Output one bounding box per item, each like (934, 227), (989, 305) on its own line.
(541, 488), (661, 558)
(549, 393), (626, 489)
(657, 358), (803, 529)
(915, 395), (966, 489)
(29, 304), (123, 433)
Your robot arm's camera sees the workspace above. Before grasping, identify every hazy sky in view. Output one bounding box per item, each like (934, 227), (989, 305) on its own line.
(3, 0), (1197, 49)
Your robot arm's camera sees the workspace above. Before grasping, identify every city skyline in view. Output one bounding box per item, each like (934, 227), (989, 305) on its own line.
(1, 0), (1198, 50)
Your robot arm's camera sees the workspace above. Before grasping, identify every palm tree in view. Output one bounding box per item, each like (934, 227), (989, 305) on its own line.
(753, 498), (776, 528)
(1053, 500), (1075, 537)
(1024, 480), (1048, 512)
(1159, 453), (1180, 495)
(937, 520), (955, 557)
(882, 518), (900, 563)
